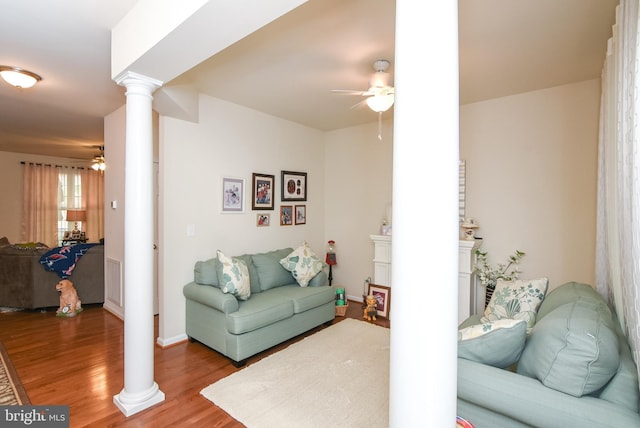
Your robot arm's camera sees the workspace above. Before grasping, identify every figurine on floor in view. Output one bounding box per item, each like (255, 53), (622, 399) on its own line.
(55, 279), (82, 317)
(363, 294), (378, 321)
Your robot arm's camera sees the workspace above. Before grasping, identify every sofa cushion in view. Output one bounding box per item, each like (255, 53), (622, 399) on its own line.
(216, 250), (251, 300)
(536, 281), (603, 321)
(517, 298), (620, 397)
(482, 277), (548, 330)
(458, 319), (526, 368)
(194, 258), (220, 287)
(279, 242), (325, 287)
(226, 292), (294, 334)
(266, 285), (335, 313)
(251, 248), (296, 291)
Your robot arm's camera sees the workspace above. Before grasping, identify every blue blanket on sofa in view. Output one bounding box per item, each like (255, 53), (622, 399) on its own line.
(39, 243), (97, 279)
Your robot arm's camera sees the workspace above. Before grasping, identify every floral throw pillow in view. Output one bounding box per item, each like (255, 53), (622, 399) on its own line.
(217, 250), (251, 300)
(481, 277), (548, 330)
(279, 242), (324, 287)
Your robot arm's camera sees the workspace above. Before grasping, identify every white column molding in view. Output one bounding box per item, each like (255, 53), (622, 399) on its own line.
(113, 71), (165, 417)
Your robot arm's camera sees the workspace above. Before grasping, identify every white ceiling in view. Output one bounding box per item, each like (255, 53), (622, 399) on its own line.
(0, 0), (618, 160)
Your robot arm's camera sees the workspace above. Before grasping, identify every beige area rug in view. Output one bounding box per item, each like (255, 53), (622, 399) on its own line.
(201, 318), (390, 428)
(0, 340), (30, 405)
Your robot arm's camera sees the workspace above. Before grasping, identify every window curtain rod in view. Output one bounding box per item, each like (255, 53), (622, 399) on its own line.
(20, 161), (90, 170)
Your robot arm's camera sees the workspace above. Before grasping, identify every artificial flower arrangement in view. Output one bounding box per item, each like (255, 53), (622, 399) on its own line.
(474, 249), (526, 306)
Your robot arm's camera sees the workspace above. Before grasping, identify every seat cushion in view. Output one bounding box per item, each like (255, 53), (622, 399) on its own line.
(226, 292), (294, 334)
(517, 298), (620, 397)
(266, 285), (334, 313)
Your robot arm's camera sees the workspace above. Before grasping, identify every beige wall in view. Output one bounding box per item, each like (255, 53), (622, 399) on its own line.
(323, 120), (393, 300)
(460, 79), (600, 290)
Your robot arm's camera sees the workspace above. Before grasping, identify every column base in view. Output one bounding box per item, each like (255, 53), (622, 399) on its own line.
(113, 382), (165, 417)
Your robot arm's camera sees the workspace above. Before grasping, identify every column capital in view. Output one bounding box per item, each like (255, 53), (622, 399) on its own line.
(115, 71), (163, 93)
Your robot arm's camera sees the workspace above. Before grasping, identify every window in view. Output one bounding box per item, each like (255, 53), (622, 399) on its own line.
(57, 170), (83, 244)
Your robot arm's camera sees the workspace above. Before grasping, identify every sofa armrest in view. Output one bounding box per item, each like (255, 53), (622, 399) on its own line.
(458, 358), (640, 427)
(183, 282), (238, 314)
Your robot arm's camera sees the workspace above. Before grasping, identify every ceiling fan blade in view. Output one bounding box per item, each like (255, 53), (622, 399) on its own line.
(349, 99), (369, 109)
(331, 89), (369, 95)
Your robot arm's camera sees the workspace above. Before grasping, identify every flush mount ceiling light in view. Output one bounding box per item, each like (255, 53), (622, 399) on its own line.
(0, 66), (42, 89)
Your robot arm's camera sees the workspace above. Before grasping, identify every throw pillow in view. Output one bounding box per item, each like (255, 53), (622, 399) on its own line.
(458, 319), (527, 368)
(482, 277), (548, 330)
(279, 242), (324, 287)
(517, 298), (620, 397)
(216, 250), (251, 300)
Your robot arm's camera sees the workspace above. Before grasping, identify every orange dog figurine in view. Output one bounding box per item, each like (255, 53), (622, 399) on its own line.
(55, 279), (82, 317)
(363, 295), (378, 321)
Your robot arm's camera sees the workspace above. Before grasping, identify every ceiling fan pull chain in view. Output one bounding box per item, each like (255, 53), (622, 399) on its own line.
(378, 111), (383, 141)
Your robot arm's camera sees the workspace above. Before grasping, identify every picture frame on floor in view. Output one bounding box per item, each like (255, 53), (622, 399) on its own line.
(367, 283), (391, 319)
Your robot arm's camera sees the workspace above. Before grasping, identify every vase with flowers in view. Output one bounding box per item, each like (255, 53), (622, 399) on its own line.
(474, 249), (525, 307)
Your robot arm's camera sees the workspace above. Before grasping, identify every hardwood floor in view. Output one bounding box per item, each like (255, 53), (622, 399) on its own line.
(0, 300), (388, 427)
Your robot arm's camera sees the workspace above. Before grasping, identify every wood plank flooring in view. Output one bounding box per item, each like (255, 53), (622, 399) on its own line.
(0, 300), (388, 427)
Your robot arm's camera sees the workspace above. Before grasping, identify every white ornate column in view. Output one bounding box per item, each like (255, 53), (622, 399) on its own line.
(113, 71), (165, 416)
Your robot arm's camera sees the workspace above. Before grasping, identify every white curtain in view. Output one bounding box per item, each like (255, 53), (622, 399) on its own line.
(81, 169), (104, 242)
(21, 163), (59, 247)
(596, 0), (640, 380)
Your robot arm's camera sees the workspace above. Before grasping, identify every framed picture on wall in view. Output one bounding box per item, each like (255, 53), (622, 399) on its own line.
(222, 177), (244, 213)
(368, 283), (391, 319)
(294, 205), (306, 225)
(252, 173), (275, 210)
(280, 205), (293, 226)
(256, 213), (270, 227)
(281, 170), (307, 201)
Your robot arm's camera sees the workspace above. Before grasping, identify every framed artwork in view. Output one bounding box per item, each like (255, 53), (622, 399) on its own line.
(280, 205), (293, 226)
(281, 170), (307, 201)
(368, 283), (391, 319)
(294, 205), (306, 225)
(252, 173), (274, 210)
(256, 213), (270, 227)
(222, 177), (244, 213)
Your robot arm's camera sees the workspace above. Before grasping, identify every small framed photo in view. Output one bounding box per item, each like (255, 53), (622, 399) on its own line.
(222, 177), (244, 213)
(256, 213), (270, 227)
(252, 173), (274, 210)
(281, 170), (307, 201)
(368, 283), (391, 319)
(280, 205), (293, 226)
(294, 205), (306, 225)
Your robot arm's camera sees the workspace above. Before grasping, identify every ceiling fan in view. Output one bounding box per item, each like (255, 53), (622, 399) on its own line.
(332, 59), (395, 139)
(91, 145), (105, 172)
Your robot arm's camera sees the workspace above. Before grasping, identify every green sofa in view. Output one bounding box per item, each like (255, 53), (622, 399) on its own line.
(457, 282), (640, 428)
(183, 248), (335, 366)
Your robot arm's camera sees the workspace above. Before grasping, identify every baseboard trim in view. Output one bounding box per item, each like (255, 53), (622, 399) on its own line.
(156, 333), (188, 348)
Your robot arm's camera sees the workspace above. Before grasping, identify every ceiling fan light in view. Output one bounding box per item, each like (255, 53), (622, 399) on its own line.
(366, 94), (394, 113)
(0, 66), (41, 89)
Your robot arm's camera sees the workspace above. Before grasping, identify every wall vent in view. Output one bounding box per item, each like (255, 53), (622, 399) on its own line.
(106, 257), (123, 307)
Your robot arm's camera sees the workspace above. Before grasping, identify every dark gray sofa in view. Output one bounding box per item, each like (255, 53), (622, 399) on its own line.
(0, 242), (104, 309)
